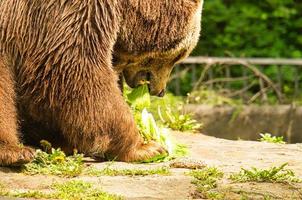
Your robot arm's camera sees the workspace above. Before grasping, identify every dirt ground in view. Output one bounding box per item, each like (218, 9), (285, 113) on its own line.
(0, 132), (302, 200)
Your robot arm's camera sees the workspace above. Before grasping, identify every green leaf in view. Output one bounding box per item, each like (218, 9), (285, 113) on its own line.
(127, 84), (150, 110)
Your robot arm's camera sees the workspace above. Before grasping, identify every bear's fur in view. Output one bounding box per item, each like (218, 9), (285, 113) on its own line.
(0, 0), (203, 166)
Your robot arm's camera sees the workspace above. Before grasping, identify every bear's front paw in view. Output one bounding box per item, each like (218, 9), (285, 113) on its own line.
(121, 141), (167, 162)
(0, 145), (35, 166)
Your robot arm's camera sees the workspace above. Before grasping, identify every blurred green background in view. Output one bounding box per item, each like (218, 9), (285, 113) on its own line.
(169, 0), (302, 103)
(194, 0), (302, 58)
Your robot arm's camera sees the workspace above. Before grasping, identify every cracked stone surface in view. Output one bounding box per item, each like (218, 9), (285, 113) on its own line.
(1, 132), (302, 199)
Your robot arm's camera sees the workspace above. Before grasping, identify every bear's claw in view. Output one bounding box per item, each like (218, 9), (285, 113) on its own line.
(120, 141), (168, 162)
(0, 145), (35, 166)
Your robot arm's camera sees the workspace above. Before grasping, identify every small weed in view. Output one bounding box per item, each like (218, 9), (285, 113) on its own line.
(259, 133), (286, 144)
(152, 93), (202, 132)
(84, 166), (170, 176)
(189, 167), (224, 199)
(0, 180), (121, 200)
(230, 163), (301, 183)
(23, 148), (84, 177)
(157, 106), (202, 132)
(52, 180), (122, 200)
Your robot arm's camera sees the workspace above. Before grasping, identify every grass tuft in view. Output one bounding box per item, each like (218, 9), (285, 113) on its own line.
(259, 133), (286, 144)
(0, 180), (122, 200)
(23, 148), (84, 177)
(230, 163), (301, 183)
(52, 180), (122, 200)
(157, 105), (202, 132)
(189, 167), (224, 199)
(84, 166), (170, 176)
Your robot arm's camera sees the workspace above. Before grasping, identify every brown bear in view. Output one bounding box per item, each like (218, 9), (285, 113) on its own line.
(0, 0), (203, 166)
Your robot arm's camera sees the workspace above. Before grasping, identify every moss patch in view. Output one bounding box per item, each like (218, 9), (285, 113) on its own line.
(84, 166), (170, 176)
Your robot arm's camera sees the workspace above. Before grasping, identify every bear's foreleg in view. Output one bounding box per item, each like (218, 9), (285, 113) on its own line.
(0, 59), (34, 166)
(55, 68), (166, 162)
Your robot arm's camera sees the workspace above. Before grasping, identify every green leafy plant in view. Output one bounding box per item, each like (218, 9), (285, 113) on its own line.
(126, 85), (201, 133)
(23, 147), (84, 177)
(230, 163), (301, 183)
(157, 106), (202, 132)
(189, 167), (225, 199)
(259, 133), (286, 144)
(126, 83), (151, 110)
(149, 93), (202, 132)
(125, 84), (189, 162)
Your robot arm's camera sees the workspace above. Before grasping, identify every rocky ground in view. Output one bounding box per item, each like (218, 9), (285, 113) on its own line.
(0, 132), (302, 200)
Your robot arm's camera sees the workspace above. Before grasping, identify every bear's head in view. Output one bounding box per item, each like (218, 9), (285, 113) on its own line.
(113, 0), (203, 96)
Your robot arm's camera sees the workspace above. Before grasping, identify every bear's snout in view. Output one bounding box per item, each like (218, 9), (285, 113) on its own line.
(157, 89), (166, 97)
(133, 71), (168, 97)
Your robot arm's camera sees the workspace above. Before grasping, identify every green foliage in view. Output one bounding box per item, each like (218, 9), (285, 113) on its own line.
(84, 166), (170, 176)
(0, 180), (121, 200)
(126, 85), (201, 132)
(170, 1), (302, 100)
(157, 106), (202, 132)
(152, 93), (202, 132)
(195, 0), (302, 58)
(151, 94), (202, 132)
(23, 148), (84, 177)
(155, 94), (202, 132)
(259, 133), (286, 144)
(189, 167), (225, 199)
(126, 84), (151, 110)
(230, 163), (301, 183)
